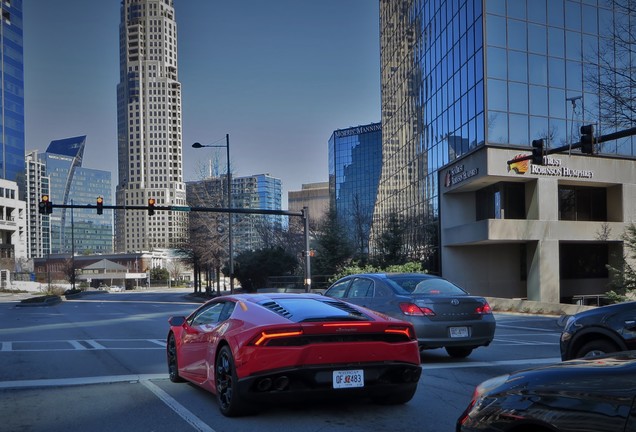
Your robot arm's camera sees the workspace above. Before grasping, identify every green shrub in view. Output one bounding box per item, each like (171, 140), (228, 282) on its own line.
(330, 262), (425, 284)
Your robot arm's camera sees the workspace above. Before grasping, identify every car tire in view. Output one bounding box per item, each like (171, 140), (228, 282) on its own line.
(167, 333), (185, 383)
(575, 340), (619, 359)
(215, 345), (251, 417)
(445, 347), (473, 358)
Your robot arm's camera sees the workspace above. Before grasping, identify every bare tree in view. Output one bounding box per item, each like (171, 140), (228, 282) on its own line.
(349, 194), (373, 262)
(186, 176), (231, 294)
(167, 259), (185, 286)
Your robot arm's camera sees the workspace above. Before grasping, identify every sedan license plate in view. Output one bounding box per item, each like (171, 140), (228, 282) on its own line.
(449, 326), (469, 338)
(333, 369), (364, 389)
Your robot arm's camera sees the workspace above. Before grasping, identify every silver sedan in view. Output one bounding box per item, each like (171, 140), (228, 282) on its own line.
(324, 273), (496, 358)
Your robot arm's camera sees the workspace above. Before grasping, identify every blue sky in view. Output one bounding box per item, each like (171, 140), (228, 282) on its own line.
(23, 0), (381, 204)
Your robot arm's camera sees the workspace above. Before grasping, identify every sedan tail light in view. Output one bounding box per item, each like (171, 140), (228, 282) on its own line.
(475, 302), (492, 315)
(399, 302), (436, 316)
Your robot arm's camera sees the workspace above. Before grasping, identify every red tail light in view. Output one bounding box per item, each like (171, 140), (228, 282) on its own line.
(399, 302), (436, 316)
(252, 329), (303, 346)
(475, 302), (492, 315)
(385, 325), (415, 339)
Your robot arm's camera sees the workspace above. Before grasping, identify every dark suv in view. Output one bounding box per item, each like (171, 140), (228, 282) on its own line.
(560, 301), (636, 360)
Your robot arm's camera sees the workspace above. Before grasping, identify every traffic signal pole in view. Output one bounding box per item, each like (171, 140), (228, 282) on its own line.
(507, 126), (636, 166)
(38, 198), (313, 292)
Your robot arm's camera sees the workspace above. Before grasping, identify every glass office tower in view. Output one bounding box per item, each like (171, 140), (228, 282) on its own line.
(329, 123), (382, 257)
(375, 0), (635, 273)
(232, 174), (282, 253)
(187, 173), (282, 255)
(41, 137), (112, 254)
(0, 1), (25, 187)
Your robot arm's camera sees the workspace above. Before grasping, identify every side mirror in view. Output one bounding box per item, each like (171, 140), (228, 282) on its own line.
(168, 316), (186, 327)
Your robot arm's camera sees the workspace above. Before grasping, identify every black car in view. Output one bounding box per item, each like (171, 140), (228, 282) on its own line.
(324, 273), (496, 358)
(457, 351), (636, 432)
(560, 301), (636, 360)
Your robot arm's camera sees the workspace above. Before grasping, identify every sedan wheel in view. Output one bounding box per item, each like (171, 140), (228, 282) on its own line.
(167, 333), (184, 383)
(575, 340), (619, 359)
(215, 345), (250, 417)
(445, 346), (473, 358)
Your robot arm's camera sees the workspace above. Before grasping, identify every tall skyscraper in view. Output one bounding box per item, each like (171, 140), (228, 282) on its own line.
(0, 1), (25, 187)
(116, 0), (187, 252)
(329, 123), (382, 257)
(377, 0), (636, 302)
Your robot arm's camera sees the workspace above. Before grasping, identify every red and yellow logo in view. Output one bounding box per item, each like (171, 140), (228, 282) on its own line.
(508, 154), (529, 174)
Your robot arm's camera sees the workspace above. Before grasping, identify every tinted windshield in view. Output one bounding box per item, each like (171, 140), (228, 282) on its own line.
(386, 275), (467, 295)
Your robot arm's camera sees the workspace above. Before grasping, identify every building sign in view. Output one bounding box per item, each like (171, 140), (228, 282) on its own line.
(444, 164), (479, 187)
(508, 155), (593, 179)
(334, 123), (381, 138)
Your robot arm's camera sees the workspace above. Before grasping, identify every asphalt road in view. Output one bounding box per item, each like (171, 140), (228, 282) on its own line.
(0, 289), (564, 432)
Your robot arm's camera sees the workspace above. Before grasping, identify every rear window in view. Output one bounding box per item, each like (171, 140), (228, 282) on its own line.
(386, 275), (467, 295)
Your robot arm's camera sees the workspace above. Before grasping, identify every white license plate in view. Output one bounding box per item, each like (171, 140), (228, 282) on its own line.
(449, 326), (469, 338)
(333, 369), (364, 389)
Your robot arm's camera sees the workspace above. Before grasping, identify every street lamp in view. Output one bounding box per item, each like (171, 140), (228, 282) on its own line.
(192, 133), (234, 293)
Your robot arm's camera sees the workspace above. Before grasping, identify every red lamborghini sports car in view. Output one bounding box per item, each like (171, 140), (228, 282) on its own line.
(166, 293), (422, 416)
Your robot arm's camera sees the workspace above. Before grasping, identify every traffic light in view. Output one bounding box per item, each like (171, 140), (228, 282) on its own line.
(531, 139), (544, 165)
(96, 196), (104, 215)
(580, 124), (595, 154)
(39, 195), (52, 215)
(148, 198), (155, 216)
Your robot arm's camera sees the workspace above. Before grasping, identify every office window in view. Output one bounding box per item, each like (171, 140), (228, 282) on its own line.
(558, 185), (606, 221)
(476, 182), (525, 220)
(560, 243), (608, 279)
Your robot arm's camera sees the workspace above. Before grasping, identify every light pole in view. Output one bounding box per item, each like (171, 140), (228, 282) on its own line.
(192, 134), (234, 293)
(71, 199), (76, 291)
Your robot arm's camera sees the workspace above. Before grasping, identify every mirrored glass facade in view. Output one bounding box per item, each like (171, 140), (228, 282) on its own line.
(41, 137), (112, 254)
(329, 123), (382, 256)
(375, 0), (636, 273)
(0, 1), (25, 187)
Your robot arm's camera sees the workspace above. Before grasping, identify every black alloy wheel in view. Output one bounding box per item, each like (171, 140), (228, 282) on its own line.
(167, 333), (184, 383)
(215, 345), (250, 416)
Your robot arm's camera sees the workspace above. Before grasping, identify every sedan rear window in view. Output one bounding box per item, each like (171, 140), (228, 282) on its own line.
(386, 276), (467, 295)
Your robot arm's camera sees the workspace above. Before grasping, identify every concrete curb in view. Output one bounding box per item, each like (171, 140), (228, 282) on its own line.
(487, 297), (597, 317)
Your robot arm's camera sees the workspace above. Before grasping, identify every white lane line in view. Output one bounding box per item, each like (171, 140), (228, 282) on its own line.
(496, 324), (560, 332)
(149, 339), (167, 347)
(0, 374), (167, 389)
(141, 380), (216, 432)
(85, 340), (107, 350)
(423, 357), (562, 370)
(1, 342), (11, 351)
(69, 340), (87, 350)
(493, 338), (556, 345)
